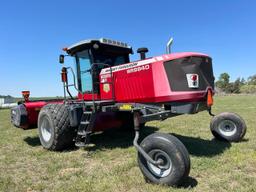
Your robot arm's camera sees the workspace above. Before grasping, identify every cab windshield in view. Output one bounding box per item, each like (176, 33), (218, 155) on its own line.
(93, 51), (127, 66)
(75, 49), (129, 93)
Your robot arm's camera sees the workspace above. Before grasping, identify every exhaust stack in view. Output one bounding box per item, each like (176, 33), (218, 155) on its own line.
(137, 47), (148, 60)
(166, 37), (173, 54)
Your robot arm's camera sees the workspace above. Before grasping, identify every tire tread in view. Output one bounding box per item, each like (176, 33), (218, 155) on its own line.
(38, 103), (75, 151)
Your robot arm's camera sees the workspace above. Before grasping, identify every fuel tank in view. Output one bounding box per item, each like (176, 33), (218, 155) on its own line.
(99, 52), (214, 103)
(11, 101), (128, 131)
(11, 101), (63, 129)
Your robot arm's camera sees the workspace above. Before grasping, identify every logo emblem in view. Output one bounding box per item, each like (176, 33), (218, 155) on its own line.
(186, 74), (199, 88)
(103, 84), (110, 93)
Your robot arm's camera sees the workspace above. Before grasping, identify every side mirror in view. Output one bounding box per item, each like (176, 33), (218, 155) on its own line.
(59, 54), (65, 64)
(21, 91), (30, 102)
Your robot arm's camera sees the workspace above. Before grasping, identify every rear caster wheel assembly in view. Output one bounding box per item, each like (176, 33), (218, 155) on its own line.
(136, 132), (190, 186)
(210, 112), (246, 142)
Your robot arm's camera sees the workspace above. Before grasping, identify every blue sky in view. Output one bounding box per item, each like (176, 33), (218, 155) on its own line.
(0, 0), (255, 97)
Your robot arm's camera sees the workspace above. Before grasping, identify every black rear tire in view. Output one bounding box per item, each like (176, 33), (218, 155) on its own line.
(38, 104), (75, 151)
(137, 133), (190, 186)
(210, 112), (246, 142)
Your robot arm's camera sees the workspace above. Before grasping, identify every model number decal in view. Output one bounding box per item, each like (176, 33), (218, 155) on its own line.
(100, 58), (155, 74)
(127, 65), (150, 74)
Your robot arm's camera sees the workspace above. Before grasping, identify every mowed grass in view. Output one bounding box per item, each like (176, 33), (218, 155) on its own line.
(0, 95), (256, 192)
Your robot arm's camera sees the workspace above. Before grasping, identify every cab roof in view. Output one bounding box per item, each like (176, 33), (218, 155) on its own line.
(66, 38), (133, 55)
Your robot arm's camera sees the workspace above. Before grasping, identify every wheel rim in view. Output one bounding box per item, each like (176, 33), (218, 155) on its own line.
(146, 149), (172, 178)
(40, 117), (52, 142)
(218, 119), (237, 137)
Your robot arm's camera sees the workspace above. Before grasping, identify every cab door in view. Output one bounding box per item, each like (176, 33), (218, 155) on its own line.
(77, 50), (92, 92)
(76, 50), (100, 100)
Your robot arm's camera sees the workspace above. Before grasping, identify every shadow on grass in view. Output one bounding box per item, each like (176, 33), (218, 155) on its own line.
(24, 136), (79, 152)
(180, 176), (198, 188)
(24, 136), (41, 147)
(239, 138), (249, 142)
(23, 127), (231, 157)
(23, 126), (158, 151)
(171, 133), (231, 157)
(86, 126), (159, 151)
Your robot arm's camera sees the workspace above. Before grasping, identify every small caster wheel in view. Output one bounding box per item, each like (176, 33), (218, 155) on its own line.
(210, 112), (246, 142)
(137, 133), (190, 186)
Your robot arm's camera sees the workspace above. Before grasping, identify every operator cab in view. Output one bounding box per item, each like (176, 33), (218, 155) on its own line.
(64, 38), (133, 97)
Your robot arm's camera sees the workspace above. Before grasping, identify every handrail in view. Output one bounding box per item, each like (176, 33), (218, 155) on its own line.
(62, 63), (115, 111)
(66, 67), (82, 94)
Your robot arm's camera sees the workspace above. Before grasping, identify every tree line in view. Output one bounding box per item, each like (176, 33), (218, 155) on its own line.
(215, 73), (256, 94)
(1, 74), (255, 98)
(0, 95), (14, 99)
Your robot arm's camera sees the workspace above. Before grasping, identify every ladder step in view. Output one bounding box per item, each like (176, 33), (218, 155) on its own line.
(80, 121), (90, 125)
(77, 130), (86, 135)
(77, 130), (92, 135)
(75, 141), (86, 147)
(84, 111), (93, 114)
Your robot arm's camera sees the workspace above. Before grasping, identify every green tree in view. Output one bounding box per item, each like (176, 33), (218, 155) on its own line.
(248, 75), (256, 85)
(231, 78), (243, 93)
(240, 77), (246, 85)
(240, 84), (256, 94)
(215, 73), (230, 92)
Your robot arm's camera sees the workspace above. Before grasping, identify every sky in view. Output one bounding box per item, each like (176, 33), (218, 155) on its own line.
(0, 0), (255, 97)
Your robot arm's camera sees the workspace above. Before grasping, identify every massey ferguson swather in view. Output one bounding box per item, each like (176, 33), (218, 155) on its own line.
(11, 38), (247, 186)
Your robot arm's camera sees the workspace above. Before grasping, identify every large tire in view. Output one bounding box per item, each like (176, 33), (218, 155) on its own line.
(210, 112), (246, 142)
(38, 104), (75, 151)
(137, 133), (190, 186)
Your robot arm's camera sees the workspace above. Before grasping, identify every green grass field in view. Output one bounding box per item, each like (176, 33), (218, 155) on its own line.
(0, 95), (256, 192)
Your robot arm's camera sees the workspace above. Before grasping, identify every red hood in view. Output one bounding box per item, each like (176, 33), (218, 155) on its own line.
(152, 52), (210, 62)
(100, 52), (210, 75)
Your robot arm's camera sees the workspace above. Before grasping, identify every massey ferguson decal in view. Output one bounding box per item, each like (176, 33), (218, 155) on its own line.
(101, 62), (138, 74)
